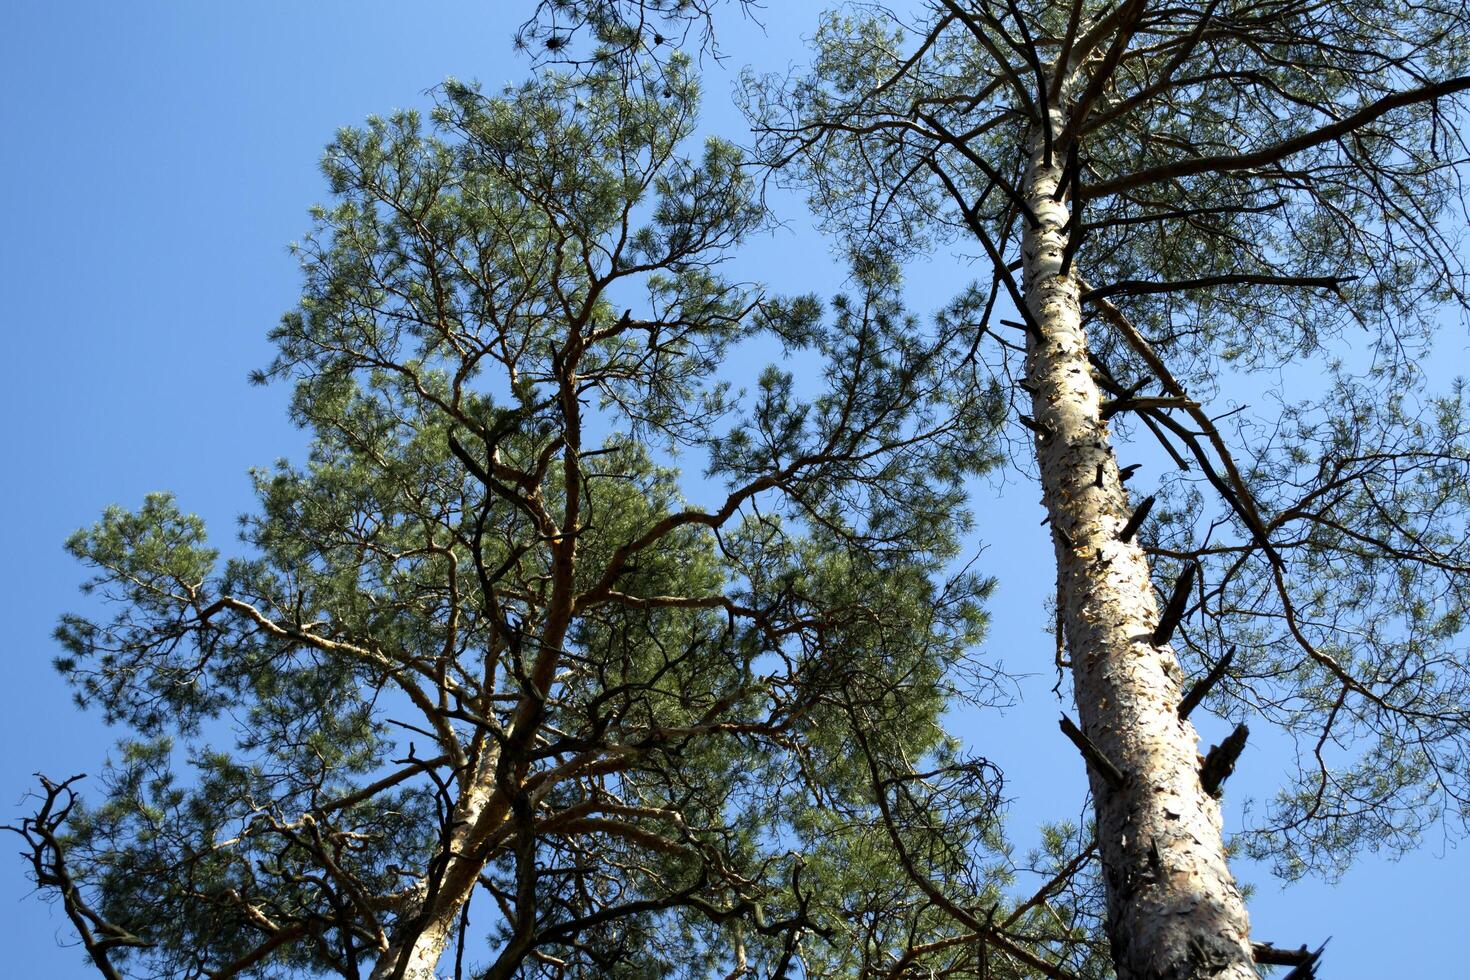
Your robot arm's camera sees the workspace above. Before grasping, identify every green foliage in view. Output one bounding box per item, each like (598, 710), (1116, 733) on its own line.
(747, 0), (1470, 886)
(25, 57), (1024, 979)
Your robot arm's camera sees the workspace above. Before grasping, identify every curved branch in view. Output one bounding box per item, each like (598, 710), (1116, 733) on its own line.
(1091, 75), (1470, 197)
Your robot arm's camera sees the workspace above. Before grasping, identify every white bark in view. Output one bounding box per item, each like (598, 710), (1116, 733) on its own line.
(370, 497), (578, 979)
(369, 914), (460, 980)
(369, 763), (499, 980)
(1020, 120), (1256, 979)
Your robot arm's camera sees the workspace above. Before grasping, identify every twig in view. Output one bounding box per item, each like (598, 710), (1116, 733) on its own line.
(1058, 716), (1125, 787)
(1199, 723), (1248, 797)
(1280, 940), (1328, 979)
(1178, 646), (1236, 720)
(1151, 563), (1196, 646)
(1118, 495), (1155, 542)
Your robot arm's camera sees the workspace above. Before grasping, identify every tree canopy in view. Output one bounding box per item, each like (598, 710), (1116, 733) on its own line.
(740, 0), (1470, 882)
(10, 58), (1112, 979)
(14, 2), (1470, 978)
(735, 2), (1470, 975)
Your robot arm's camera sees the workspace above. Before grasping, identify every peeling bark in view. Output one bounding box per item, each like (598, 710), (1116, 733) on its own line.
(369, 770), (498, 980)
(1021, 119), (1256, 980)
(370, 914), (459, 980)
(370, 430), (586, 979)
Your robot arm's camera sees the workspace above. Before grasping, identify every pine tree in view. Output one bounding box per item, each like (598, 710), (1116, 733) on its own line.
(19, 3), (1470, 976)
(730, 2), (1470, 977)
(505, 0), (1470, 974)
(10, 61), (1038, 978)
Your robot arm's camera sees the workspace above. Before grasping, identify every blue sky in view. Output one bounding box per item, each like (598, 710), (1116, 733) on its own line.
(1, 2), (1464, 976)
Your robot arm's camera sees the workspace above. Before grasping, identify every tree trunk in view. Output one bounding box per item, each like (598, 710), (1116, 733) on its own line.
(371, 535), (579, 979)
(369, 911), (461, 980)
(1020, 120), (1257, 979)
(369, 764), (500, 980)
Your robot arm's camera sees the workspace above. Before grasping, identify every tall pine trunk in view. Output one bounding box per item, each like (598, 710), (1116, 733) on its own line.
(370, 910), (461, 980)
(368, 734), (522, 980)
(1020, 120), (1257, 979)
(369, 774), (496, 980)
(371, 522), (580, 978)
